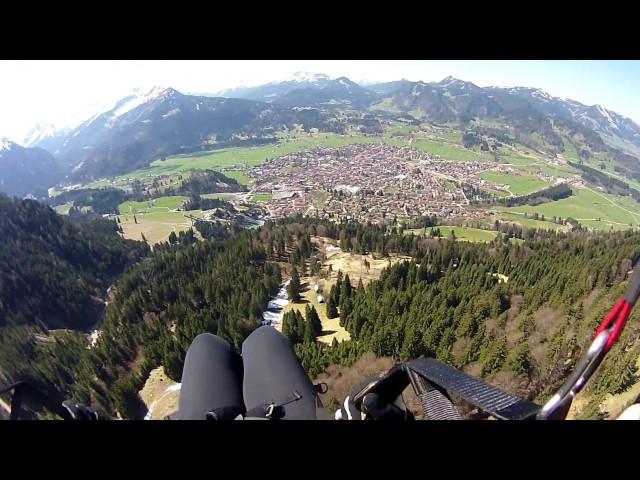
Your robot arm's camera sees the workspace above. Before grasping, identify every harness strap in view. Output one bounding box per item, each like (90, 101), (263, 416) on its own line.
(407, 368), (461, 420)
(406, 358), (539, 420)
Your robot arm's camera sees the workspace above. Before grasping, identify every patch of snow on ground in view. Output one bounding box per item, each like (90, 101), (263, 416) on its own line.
(596, 104), (619, 130)
(261, 281), (290, 326)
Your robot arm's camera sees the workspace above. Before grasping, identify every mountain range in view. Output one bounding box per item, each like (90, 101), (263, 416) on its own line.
(0, 138), (62, 198)
(3, 72), (640, 197)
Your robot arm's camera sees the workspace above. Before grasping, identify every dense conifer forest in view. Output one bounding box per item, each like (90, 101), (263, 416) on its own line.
(1, 204), (639, 419)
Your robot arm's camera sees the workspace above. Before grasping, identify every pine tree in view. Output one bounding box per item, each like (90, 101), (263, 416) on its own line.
(304, 315), (316, 343)
(295, 310), (305, 342)
(288, 267), (301, 302)
(506, 340), (531, 376)
(340, 274), (352, 300)
(306, 305), (322, 337)
(326, 296), (338, 319)
(480, 336), (507, 376)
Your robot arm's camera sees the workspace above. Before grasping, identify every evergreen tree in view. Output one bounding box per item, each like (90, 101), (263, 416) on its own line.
(326, 296), (338, 319)
(288, 267), (301, 303)
(306, 305), (322, 337)
(506, 340), (532, 376)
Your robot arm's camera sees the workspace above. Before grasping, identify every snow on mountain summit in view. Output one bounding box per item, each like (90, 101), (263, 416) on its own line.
(22, 123), (65, 147)
(288, 71), (330, 84)
(108, 86), (173, 121)
(1, 137), (15, 152)
(79, 86), (174, 128)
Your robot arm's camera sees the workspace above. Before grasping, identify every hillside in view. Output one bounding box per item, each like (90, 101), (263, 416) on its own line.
(0, 139), (63, 198)
(373, 77), (640, 170)
(1, 214), (639, 419)
(0, 194), (149, 330)
(32, 88), (367, 183)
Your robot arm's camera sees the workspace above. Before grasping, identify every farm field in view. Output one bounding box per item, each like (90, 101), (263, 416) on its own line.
(221, 171), (252, 185)
(116, 209), (203, 245)
(478, 171), (549, 195)
(519, 164), (576, 178)
(250, 194), (273, 202)
(53, 202), (73, 215)
(499, 187), (640, 230)
(496, 212), (570, 231)
(411, 138), (492, 162)
(405, 225), (498, 242)
(496, 154), (537, 166)
(118, 196), (187, 215)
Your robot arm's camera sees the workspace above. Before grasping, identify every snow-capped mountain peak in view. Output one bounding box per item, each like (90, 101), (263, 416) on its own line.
(595, 104), (616, 125)
(531, 88), (553, 101)
(289, 71), (330, 84)
(21, 123), (65, 148)
(1, 137), (16, 152)
(440, 76), (461, 87)
(337, 77), (352, 89)
(81, 85), (174, 128)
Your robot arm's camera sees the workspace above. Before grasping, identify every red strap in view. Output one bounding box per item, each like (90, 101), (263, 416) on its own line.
(595, 299), (632, 351)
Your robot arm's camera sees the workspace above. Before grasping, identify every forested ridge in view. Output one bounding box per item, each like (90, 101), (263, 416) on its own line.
(292, 227), (640, 418)
(0, 194), (148, 330)
(2, 208), (640, 419)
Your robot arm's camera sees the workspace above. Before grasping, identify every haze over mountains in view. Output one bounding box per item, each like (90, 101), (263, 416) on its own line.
(3, 72), (640, 198)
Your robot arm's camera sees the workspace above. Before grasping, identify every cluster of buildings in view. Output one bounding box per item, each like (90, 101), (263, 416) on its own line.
(247, 144), (492, 224)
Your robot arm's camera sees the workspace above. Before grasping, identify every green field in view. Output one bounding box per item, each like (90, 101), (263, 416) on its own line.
(444, 180), (457, 190)
(500, 187), (640, 230)
(250, 194), (273, 202)
(478, 171), (548, 195)
(412, 139), (491, 162)
(428, 131), (463, 144)
(53, 202), (73, 215)
(115, 209), (205, 245)
(487, 188), (511, 198)
(561, 139), (580, 162)
(221, 171), (252, 185)
(497, 154), (536, 166)
(526, 164), (575, 178)
(406, 225), (498, 243)
(496, 212), (570, 231)
(386, 123), (417, 136)
(370, 98), (401, 113)
(119, 210), (192, 223)
(118, 195), (187, 215)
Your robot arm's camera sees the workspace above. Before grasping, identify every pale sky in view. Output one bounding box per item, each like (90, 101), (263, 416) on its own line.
(1, 60), (639, 144)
